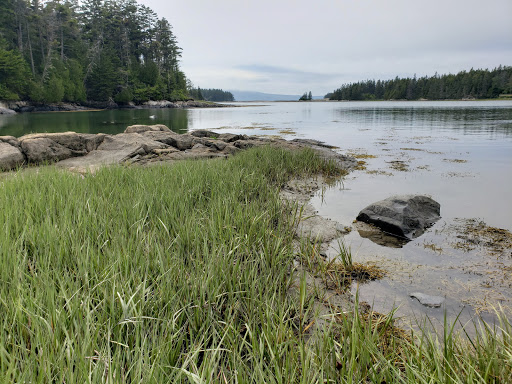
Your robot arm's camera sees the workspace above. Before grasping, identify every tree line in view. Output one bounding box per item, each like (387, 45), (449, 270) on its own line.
(299, 91), (312, 101)
(0, 0), (189, 104)
(326, 66), (512, 101)
(188, 87), (235, 102)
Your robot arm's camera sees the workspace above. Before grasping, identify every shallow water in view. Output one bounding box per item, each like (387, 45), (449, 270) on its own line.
(2, 100), (512, 329)
(189, 100), (512, 330)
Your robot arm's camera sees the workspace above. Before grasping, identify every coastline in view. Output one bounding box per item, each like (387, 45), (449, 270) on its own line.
(0, 99), (234, 114)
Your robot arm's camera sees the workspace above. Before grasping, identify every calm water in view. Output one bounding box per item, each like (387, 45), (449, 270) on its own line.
(2, 100), (512, 328)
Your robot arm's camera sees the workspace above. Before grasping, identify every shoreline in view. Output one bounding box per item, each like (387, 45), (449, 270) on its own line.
(0, 99), (234, 115)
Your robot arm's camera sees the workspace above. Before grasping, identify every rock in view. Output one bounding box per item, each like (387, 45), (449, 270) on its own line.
(0, 142), (25, 170)
(356, 195), (441, 240)
(410, 292), (445, 307)
(190, 129), (220, 138)
(139, 130), (195, 150)
(20, 132), (105, 152)
(221, 144), (240, 156)
(58, 133), (168, 168)
(206, 140), (227, 151)
(80, 133), (107, 152)
(153, 148), (180, 155)
(218, 133), (245, 142)
(233, 140), (255, 149)
(0, 107), (16, 115)
(291, 138), (337, 149)
(335, 223), (352, 234)
(124, 124), (171, 134)
(20, 137), (82, 163)
(0, 136), (21, 148)
(142, 100), (176, 108)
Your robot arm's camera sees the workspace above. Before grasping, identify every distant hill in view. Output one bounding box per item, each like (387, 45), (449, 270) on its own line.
(230, 91), (323, 102)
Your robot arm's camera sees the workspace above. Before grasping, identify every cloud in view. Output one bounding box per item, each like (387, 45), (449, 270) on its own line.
(139, 0), (512, 94)
(236, 64), (341, 84)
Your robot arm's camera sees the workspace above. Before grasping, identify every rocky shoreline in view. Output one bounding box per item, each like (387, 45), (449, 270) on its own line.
(0, 124), (357, 173)
(0, 100), (232, 114)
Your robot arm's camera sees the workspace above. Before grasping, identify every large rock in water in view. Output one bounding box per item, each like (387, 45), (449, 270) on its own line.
(356, 195), (441, 240)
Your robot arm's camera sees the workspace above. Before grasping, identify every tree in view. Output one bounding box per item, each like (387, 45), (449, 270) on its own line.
(299, 91), (310, 101)
(0, 0), (189, 103)
(326, 67), (512, 101)
(0, 46), (30, 100)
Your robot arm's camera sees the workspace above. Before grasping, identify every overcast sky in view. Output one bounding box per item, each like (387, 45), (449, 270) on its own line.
(139, 0), (512, 95)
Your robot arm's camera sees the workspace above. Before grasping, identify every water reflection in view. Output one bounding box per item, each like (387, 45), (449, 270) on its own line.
(0, 108), (189, 137)
(333, 103), (512, 137)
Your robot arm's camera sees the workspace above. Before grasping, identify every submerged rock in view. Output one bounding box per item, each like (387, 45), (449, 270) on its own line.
(410, 292), (445, 307)
(356, 195), (441, 240)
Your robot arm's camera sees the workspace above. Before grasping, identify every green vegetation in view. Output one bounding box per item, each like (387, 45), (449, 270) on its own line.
(1, 147), (511, 382)
(299, 91), (312, 101)
(189, 88), (235, 102)
(326, 66), (512, 100)
(0, 0), (188, 103)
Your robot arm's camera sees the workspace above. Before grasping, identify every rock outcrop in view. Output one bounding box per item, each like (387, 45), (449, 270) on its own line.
(19, 132), (106, 163)
(356, 195), (441, 240)
(0, 125), (357, 173)
(0, 139), (25, 170)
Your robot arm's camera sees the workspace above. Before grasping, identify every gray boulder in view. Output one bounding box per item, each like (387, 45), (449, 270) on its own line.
(124, 124), (171, 134)
(218, 133), (245, 142)
(139, 130), (194, 150)
(0, 136), (21, 148)
(356, 195), (440, 240)
(19, 132), (106, 153)
(58, 133), (168, 168)
(20, 137), (82, 163)
(190, 129), (220, 138)
(0, 142), (25, 170)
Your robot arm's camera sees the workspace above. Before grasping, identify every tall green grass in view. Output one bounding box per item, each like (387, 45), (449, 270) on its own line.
(0, 146), (510, 383)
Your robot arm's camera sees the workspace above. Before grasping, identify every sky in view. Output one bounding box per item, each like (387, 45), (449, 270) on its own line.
(139, 0), (512, 95)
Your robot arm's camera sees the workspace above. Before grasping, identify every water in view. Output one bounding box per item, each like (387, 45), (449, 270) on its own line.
(2, 100), (512, 329)
(0, 108), (190, 137)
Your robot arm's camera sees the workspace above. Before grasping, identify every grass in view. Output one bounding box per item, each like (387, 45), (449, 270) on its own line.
(0, 146), (511, 382)
(298, 238), (385, 294)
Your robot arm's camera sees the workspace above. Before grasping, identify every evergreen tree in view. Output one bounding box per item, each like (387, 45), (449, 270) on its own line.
(0, 0), (189, 103)
(327, 67), (512, 101)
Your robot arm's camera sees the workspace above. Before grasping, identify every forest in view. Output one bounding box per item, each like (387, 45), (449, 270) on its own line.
(188, 87), (235, 102)
(326, 66), (512, 101)
(0, 0), (189, 104)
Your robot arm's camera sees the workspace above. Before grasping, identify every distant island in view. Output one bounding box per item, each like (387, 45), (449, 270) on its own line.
(230, 90), (322, 101)
(325, 66), (512, 101)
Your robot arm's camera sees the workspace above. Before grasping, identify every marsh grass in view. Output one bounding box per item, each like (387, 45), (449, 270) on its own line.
(0, 146), (511, 383)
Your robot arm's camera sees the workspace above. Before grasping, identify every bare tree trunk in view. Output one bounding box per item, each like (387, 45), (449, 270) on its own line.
(17, 19), (24, 52)
(14, 0), (24, 53)
(60, 26), (64, 60)
(26, 21), (35, 75)
(42, 23), (55, 82)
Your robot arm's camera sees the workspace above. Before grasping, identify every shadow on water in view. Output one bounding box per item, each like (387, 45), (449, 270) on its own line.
(0, 108), (189, 137)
